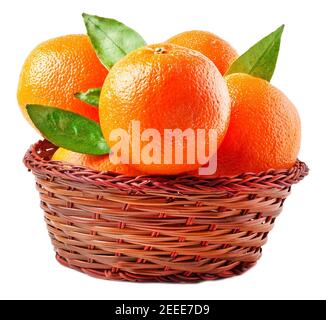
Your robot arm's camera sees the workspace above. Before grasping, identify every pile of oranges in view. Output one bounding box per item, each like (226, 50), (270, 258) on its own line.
(17, 15), (301, 177)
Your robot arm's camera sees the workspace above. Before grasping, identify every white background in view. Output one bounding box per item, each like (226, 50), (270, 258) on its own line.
(0, 0), (325, 300)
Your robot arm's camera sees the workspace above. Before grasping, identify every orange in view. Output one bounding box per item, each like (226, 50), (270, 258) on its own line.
(167, 30), (238, 75)
(17, 35), (108, 125)
(52, 148), (141, 176)
(99, 43), (231, 175)
(217, 73), (301, 176)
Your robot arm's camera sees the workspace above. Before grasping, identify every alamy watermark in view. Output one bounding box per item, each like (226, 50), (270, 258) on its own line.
(109, 120), (218, 175)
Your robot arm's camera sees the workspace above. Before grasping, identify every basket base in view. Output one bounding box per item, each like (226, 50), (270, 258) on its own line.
(56, 254), (256, 283)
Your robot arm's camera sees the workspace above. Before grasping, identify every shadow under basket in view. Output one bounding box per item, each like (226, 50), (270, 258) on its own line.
(23, 140), (308, 283)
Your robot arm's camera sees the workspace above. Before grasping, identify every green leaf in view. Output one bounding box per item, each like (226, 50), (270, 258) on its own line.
(75, 88), (101, 107)
(225, 25), (284, 81)
(82, 13), (146, 69)
(26, 105), (110, 155)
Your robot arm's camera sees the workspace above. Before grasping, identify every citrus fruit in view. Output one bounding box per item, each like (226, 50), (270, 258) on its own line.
(52, 148), (141, 176)
(99, 43), (231, 175)
(217, 73), (301, 176)
(167, 30), (238, 75)
(17, 34), (108, 125)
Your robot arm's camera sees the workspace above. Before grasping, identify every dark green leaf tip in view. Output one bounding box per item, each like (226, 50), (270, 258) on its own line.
(225, 25), (285, 81)
(82, 13), (146, 69)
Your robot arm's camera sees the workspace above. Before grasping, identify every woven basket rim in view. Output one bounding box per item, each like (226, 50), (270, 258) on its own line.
(23, 140), (308, 194)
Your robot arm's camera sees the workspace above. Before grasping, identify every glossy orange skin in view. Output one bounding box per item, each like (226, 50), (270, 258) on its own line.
(99, 43), (231, 175)
(167, 30), (238, 75)
(17, 35), (108, 124)
(217, 73), (301, 176)
(52, 148), (141, 176)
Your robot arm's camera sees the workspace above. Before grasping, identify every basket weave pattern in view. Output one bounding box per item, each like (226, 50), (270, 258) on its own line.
(23, 140), (308, 282)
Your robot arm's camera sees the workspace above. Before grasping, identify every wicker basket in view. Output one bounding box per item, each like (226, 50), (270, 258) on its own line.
(23, 140), (308, 283)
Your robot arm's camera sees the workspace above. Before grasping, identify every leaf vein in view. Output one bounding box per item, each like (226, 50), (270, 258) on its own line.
(85, 16), (127, 57)
(248, 39), (277, 74)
